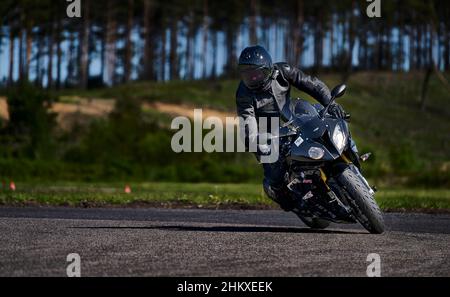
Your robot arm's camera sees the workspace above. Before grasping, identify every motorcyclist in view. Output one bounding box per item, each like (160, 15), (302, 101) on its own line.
(236, 45), (347, 211)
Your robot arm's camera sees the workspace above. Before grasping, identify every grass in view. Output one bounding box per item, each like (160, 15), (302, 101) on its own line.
(0, 182), (268, 208)
(0, 182), (449, 212)
(375, 188), (450, 211)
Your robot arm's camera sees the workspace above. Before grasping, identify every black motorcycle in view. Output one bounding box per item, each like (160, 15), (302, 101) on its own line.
(274, 84), (384, 234)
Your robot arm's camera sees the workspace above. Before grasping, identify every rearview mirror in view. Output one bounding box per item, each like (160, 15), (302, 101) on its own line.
(331, 84), (346, 99)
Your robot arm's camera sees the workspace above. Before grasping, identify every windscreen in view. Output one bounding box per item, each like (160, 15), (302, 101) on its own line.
(293, 99), (320, 121)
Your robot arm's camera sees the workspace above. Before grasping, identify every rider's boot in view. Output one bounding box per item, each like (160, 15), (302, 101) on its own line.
(263, 181), (295, 212)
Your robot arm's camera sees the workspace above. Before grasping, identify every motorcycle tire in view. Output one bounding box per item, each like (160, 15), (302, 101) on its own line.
(337, 166), (385, 234)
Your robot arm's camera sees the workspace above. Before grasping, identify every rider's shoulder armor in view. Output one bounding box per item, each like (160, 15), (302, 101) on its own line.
(274, 62), (293, 77)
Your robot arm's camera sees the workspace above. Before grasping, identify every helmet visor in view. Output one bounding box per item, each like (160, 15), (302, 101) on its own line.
(239, 65), (271, 90)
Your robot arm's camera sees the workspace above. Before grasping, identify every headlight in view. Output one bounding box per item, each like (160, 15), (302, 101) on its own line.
(332, 124), (347, 152)
(308, 147), (324, 160)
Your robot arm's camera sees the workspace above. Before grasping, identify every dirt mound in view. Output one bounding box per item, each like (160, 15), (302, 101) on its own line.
(0, 96), (115, 131)
(144, 102), (235, 123)
(0, 96), (236, 130)
(52, 98), (115, 131)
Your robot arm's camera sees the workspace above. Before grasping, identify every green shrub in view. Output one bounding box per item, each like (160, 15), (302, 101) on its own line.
(0, 82), (57, 159)
(389, 142), (423, 175)
(407, 169), (450, 189)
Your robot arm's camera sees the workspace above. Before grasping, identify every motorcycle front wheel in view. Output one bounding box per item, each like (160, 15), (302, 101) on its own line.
(337, 166), (385, 234)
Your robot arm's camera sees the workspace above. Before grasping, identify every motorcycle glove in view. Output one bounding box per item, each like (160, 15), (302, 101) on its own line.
(328, 103), (347, 119)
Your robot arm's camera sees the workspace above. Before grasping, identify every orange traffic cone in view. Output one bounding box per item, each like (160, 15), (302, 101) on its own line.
(9, 181), (16, 191)
(124, 185), (131, 194)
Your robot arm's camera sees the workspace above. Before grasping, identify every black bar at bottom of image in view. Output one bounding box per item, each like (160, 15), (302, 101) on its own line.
(1, 277), (448, 296)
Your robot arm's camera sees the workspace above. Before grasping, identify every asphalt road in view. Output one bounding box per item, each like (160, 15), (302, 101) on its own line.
(0, 207), (449, 276)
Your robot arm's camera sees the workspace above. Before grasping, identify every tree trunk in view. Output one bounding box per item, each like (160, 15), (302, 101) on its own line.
(105, 0), (117, 86)
(421, 25), (427, 69)
(0, 27), (2, 50)
(341, 12), (347, 59)
(428, 24), (433, 68)
(35, 33), (44, 87)
(18, 28), (24, 81)
(359, 18), (368, 70)
(8, 27), (14, 85)
(416, 26), (421, 69)
(376, 29), (382, 70)
(420, 23), (436, 111)
(79, 0), (90, 89)
(274, 19), (280, 58)
(397, 15), (403, 71)
(224, 26), (237, 78)
(436, 22), (441, 70)
(0, 27), (3, 82)
(343, 0), (356, 82)
(41, 37), (47, 87)
(210, 30), (217, 79)
(25, 23), (32, 81)
(445, 24), (450, 71)
(409, 25), (416, 71)
(47, 21), (55, 89)
(331, 17), (337, 69)
(160, 26), (166, 81)
(422, 25), (428, 67)
(56, 18), (62, 89)
(66, 31), (76, 87)
(124, 0), (134, 83)
(313, 9), (324, 74)
(99, 10), (106, 85)
(293, 0), (304, 67)
(143, 0), (155, 80)
(169, 18), (179, 80)
(420, 66), (432, 111)
(261, 17), (269, 51)
(284, 20), (290, 63)
(385, 25), (392, 70)
(383, 26), (388, 69)
(202, 0), (209, 78)
(185, 10), (195, 80)
(249, 0), (258, 45)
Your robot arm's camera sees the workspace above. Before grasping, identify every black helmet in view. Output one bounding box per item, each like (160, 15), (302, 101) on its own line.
(238, 45), (273, 90)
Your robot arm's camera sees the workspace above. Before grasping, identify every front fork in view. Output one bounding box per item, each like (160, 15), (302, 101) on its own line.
(319, 167), (354, 219)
